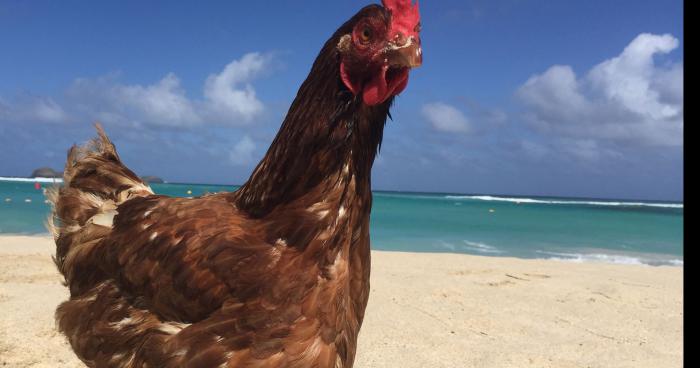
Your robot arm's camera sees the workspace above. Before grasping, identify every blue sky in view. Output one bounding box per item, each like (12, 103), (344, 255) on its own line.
(0, 0), (683, 201)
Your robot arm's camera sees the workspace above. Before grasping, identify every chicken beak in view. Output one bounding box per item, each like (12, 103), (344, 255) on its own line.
(384, 36), (423, 69)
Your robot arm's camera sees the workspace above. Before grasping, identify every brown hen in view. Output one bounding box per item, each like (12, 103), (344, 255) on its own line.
(49, 1), (422, 367)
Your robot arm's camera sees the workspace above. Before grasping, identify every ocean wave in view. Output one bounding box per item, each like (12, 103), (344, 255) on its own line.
(0, 176), (63, 183)
(535, 250), (683, 267)
(445, 195), (683, 209)
(435, 240), (504, 254)
(462, 240), (503, 254)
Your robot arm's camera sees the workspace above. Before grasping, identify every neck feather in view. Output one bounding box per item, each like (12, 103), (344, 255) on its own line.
(233, 33), (391, 217)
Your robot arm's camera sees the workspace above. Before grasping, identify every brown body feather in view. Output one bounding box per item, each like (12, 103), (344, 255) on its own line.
(50, 5), (399, 368)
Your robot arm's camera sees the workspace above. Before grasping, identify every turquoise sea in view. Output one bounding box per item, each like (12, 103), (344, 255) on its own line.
(0, 178), (683, 266)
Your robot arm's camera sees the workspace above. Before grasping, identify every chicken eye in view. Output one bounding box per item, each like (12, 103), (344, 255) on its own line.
(359, 26), (372, 44)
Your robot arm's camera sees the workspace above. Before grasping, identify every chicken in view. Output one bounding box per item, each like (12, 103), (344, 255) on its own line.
(48, 1), (422, 367)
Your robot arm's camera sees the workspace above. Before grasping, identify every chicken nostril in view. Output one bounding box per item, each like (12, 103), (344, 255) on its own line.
(393, 32), (407, 46)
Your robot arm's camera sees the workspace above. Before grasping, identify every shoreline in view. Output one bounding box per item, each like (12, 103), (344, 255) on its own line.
(0, 233), (684, 268)
(0, 235), (684, 367)
(0, 178), (684, 204)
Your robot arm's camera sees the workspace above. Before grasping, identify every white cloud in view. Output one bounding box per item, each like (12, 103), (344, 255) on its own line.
(421, 102), (471, 133)
(31, 98), (68, 122)
(587, 33), (679, 120)
(517, 33), (683, 148)
(229, 135), (257, 166)
(203, 53), (268, 123)
(0, 96), (68, 123)
(65, 74), (201, 128)
(2, 52), (272, 129)
(518, 65), (589, 124)
(116, 73), (201, 126)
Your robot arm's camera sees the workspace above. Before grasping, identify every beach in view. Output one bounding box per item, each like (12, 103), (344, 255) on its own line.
(0, 235), (683, 368)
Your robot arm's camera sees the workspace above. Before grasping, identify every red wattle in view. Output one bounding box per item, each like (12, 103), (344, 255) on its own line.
(363, 66), (409, 106)
(391, 73), (409, 97)
(362, 67), (388, 106)
(342, 62), (410, 106)
(340, 62), (361, 95)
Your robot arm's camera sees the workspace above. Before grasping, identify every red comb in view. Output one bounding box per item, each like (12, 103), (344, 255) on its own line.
(382, 0), (421, 39)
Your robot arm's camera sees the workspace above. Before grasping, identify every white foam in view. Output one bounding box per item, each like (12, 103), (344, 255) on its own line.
(535, 250), (683, 267)
(0, 177), (63, 183)
(462, 240), (503, 254)
(434, 240), (505, 255)
(445, 195), (683, 209)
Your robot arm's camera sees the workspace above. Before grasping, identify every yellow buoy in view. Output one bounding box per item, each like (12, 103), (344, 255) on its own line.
(187, 190), (192, 195)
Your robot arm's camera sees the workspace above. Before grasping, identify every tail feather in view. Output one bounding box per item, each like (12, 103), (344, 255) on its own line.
(55, 280), (172, 367)
(63, 124), (152, 203)
(49, 124), (171, 366)
(48, 123), (153, 291)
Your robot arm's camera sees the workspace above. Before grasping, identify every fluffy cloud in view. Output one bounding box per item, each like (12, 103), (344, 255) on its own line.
(229, 135), (257, 166)
(203, 53), (269, 123)
(119, 73), (201, 125)
(517, 33), (683, 148)
(421, 102), (471, 133)
(0, 95), (68, 123)
(2, 52), (271, 129)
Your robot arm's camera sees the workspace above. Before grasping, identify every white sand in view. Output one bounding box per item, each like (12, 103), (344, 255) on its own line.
(0, 236), (683, 367)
